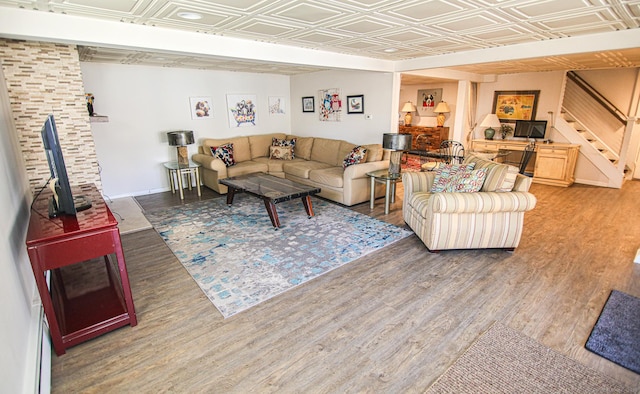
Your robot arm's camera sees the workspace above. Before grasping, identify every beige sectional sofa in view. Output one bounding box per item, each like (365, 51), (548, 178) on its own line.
(402, 153), (537, 251)
(192, 133), (390, 206)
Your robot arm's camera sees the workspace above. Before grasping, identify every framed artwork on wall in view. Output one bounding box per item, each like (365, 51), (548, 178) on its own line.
(226, 94), (256, 127)
(416, 89), (442, 116)
(189, 96), (212, 119)
(346, 95), (364, 114)
(268, 96), (285, 115)
(318, 88), (342, 121)
(302, 96), (315, 112)
(492, 90), (540, 122)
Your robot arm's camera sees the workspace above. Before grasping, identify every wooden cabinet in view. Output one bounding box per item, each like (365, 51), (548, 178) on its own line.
(471, 139), (580, 187)
(399, 126), (449, 151)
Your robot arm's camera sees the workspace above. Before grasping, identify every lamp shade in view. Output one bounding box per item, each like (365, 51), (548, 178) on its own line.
(480, 114), (502, 128)
(401, 102), (416, 113)
(434, 101), (450, 113)
(167, 130), (194, 146)
(382, 133), (412, 151)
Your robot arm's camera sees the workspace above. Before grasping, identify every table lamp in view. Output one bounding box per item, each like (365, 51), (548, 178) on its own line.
(401, 101), (416, 126)
(434, 101), (450, 127)
(167, 130), (194, 166)
(383, 133), (413, 175)
(480, 114), (501, 140)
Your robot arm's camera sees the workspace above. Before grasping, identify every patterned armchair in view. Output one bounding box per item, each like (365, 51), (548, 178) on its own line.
(402, 154), (537, 252)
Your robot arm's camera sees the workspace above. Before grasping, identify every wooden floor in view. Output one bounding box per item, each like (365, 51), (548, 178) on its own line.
(51, 180), (640, 392)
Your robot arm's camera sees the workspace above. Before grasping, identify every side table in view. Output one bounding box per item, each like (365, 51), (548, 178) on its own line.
(164, 160), (201, 199)
(367, 169), (401, 214)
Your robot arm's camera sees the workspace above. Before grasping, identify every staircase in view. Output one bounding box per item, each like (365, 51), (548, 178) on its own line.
(558, 71), (634, 188)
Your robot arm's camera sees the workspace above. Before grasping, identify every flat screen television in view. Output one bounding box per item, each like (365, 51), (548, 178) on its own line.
(514, 120), (547, 139)
(41, 114), (91, 217)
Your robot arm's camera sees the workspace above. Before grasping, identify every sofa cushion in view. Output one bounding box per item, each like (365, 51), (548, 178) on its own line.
(210, 143), (235, 167)
(430, 163), (476, 192)
(311, 138), (342, 166)
(273, 137), (297, 158)
(270, 145), (293, 160)
(283, 160), (332, 179)
(291, 136), (314, 160)
(226, 161), (268, 177)
(249, 133), (286, 158)
(203, 136), (251, 163)
(309, 167), (344, 188)
(444, 168), (487, 193)
(363, 144), (383, 162)
(464, 154), (519, 192)
(343, 145), (367, 168)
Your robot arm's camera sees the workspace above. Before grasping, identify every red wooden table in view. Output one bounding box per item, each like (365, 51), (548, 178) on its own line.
(26, 184), (137, 355)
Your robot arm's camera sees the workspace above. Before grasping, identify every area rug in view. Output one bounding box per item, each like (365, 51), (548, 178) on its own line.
(426, 322), (633, 393)
(586, 290), (640, 374)
(144, 195), (411, 318)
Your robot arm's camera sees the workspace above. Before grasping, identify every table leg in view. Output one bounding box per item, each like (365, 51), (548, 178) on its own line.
(226, 187), (236, 206)
(112, 228), (137, 326)
(187, 170), (193, 191)
(384, 179), (391, 215)
(176, 168), (184, 200)
(302, 195), (314, 218)
(391, 181), (396, 204)
(369, 176), (375, 210)
(195, 167), (201, 197)
(168, 169), (176, 194)
(263, 199), (281, 228)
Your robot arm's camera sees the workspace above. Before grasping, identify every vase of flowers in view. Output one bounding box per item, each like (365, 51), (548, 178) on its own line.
(500, 124), (513, 139)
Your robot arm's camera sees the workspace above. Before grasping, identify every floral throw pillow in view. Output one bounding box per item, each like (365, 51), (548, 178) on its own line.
(210, 143), (235, 167)
(430, 163), (476, 192)
(343, 145), (368, 169)
(270, 145), (293, 160)
(272, 137), (296, 158)
(444, 168), (487, 193)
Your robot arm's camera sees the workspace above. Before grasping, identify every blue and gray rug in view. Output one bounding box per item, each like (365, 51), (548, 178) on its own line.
(145, 195), (412, 318)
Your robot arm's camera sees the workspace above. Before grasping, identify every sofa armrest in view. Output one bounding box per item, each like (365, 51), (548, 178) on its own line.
(343, 160), (390, 179)
(193, 153), (228, 177)
(428, 192), (537, 214)
(402, 171), (435, 194)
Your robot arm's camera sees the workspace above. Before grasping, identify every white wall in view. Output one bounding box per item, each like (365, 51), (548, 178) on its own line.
(290, 70), (394, 145)
(80, 63), (291, 198)
(0, 63), (42, 394)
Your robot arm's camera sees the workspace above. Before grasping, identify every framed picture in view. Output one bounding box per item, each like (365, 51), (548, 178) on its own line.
(417, 89), (442, 116)
(226, 94), (256, 127)
(318, 88), (342, 121)
(268, 96), (285, 115)
(492, 90), (540, 122)
(346, 95), (364, 114)
(189, 96), (212, 119)
(302, 96), (315, 112)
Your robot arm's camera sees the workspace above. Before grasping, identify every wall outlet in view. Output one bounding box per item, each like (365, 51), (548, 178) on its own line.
(365, 114), (372, 120)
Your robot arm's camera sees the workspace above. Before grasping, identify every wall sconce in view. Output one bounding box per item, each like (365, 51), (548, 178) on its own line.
(383, 133), (413, 175)
(167, 130), (194, 166)
(480, 114), (501, 140)
(434, 101), (450, 127)
(401, 101), (416, 126)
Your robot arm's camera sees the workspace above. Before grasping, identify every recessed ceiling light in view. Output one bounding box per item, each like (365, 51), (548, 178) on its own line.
(177, 11), (203, 20)
(384, 48), (398, 53)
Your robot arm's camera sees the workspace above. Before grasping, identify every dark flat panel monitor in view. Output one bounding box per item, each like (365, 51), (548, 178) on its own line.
(514, 120), (547, 139)
(41, 114), (91, 217)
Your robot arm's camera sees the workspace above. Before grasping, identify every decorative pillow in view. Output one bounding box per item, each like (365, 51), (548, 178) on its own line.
(343, 145), (368, 168)
(269, 145), (293, 160)
(444, 168), (487, 193)
(210, 143), (235, 167)
(272, 137), (296, 158)
(430, 163), (476, 192)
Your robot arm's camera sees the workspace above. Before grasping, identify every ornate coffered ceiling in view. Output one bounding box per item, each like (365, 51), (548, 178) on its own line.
(1, 0), (639, 78)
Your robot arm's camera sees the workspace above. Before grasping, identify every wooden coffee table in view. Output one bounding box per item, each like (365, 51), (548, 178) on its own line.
(219, 173), (321, 229)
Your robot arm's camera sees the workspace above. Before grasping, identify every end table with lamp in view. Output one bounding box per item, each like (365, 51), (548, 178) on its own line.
(166, 130), (200, 199)
(369, 133), (412, 214)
